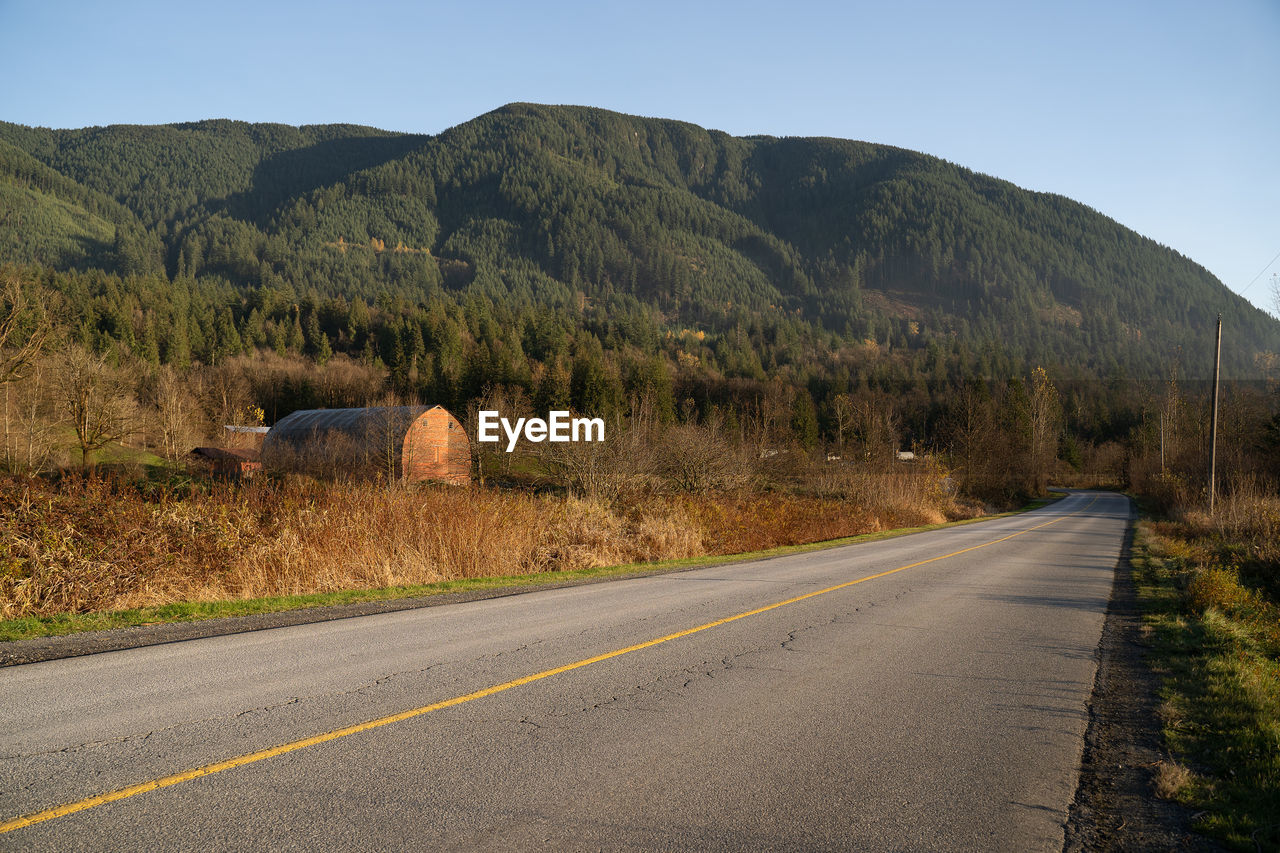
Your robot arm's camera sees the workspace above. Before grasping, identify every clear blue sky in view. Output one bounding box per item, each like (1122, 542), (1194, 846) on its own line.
(2, 0), (1276, 313)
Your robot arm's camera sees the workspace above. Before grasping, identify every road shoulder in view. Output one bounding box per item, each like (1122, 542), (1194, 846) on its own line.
(1063, 519), (1221, 852)
(0, 565), (697, 668)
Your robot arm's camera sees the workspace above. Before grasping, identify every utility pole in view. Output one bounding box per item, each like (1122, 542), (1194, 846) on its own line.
(1208, 313), (1222, 515)
(1159, 411), (1165, 475)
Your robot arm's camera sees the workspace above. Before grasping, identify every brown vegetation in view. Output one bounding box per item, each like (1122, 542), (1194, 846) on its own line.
(0, 301), (980, 623)
(0, 462), (968, 621)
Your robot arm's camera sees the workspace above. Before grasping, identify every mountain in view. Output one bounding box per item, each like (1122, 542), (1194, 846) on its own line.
(1, 103), (1276, 383)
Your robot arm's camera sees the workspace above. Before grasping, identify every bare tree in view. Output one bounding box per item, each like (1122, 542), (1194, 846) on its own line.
(472, 384), (534, 478)
(2, 356), (58, 473)
(195, 361), (252, 446)
(851, 396), (898, 461)
(2, 270), (53, 471)
(57, 345), (139, 469)
(540, 409), (662, 503)
(462, 391), (488, 486)
(743, 381), (793, 459)
(829, 393), (854, 454)
(147, 365), (201, 462)
(362, 392), (414, 486)
(262, 431), (362, 484)
(0, 268), (50, 386)
(655, 414), (756, 494)
(1027, 367), (1062, 491)
(318, 354), (385, 409)
(947, 381), (999, 496)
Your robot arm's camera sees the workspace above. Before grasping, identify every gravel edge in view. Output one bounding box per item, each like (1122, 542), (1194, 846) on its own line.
(1062, 510), (1221, 852)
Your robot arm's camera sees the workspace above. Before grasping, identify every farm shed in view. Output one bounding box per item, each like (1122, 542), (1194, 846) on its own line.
(262, 405), (471, 485)
(190, 447), (262, 478)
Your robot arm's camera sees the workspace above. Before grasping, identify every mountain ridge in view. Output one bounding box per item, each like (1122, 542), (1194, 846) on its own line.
(1, 102), (1275, 380)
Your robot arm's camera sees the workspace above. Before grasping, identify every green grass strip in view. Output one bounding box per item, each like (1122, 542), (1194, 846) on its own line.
(1129, 519), (1280, 850)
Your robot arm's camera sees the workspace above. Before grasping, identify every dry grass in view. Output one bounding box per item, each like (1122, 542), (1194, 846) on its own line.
(1171, 480), (1280, 560)
(1197, 482), (1280, 571)
(1132, 485), (1280, 848)
(0, 476), (694, 618)
(677, 494), (881, 555)
(802, 459), (978, 524)
(0, 464), (965, 620)
(1170, 482), (1280, 653)
(1153, 760), (1194, 800)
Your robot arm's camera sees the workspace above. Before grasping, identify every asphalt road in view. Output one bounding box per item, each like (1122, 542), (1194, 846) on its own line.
(0, 490), (1129, 851)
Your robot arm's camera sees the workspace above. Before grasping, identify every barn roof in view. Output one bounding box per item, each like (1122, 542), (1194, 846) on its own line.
(264, 405), (452, 446)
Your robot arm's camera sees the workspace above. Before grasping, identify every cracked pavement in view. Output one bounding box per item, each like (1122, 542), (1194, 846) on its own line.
(0, 491), (1129, 851)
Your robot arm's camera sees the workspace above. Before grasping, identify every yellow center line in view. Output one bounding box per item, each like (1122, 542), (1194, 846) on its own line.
(1, 494), (1099, 834)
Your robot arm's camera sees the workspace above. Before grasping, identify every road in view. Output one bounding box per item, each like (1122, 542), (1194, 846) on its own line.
(0, 490), (1129, 851)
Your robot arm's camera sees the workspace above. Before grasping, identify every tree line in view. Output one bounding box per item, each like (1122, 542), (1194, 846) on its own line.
(4, 261), (1277, 505)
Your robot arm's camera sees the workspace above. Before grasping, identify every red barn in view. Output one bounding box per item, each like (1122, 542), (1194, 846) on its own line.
(262, 405), (470, 485)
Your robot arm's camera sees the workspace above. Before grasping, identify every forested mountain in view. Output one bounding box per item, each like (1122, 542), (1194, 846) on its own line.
(1, 103), (1276, 402)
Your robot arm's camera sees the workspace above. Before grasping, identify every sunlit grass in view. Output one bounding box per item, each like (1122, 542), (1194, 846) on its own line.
(1132, 489), (1280, 850)
(0, 472), (1050, 643)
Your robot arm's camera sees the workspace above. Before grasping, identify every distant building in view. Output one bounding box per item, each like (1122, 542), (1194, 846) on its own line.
(262, 405), (471, 485)
(190, 446), (262, 478)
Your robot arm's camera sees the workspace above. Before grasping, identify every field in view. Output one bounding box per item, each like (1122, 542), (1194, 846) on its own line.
(0, 463), (972, 627)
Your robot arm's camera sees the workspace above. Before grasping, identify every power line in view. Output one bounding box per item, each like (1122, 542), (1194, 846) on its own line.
(1237, 247), (1280, 299)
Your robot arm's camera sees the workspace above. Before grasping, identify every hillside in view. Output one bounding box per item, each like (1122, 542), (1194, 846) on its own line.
(1, 103), (1276, 384)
